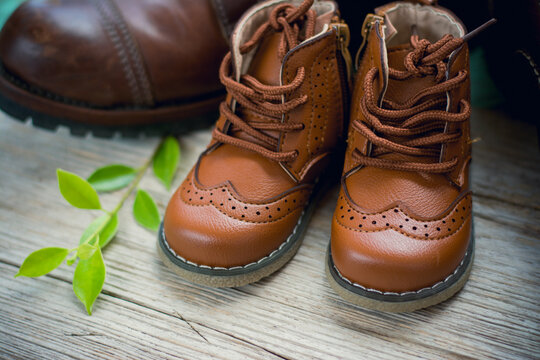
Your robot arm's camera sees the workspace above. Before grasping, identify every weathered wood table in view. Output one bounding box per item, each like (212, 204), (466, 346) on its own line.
(0, 108), (538, 359)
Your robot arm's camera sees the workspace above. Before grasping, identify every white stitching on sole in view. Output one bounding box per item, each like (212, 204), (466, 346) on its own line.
(332, 250), (469, 297)
(161, 209), (306, 271)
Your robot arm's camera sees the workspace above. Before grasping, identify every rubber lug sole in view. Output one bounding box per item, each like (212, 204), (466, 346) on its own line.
(0, 90), (218, 138)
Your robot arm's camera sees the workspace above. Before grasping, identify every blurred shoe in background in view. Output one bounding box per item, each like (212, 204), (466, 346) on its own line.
(0, 0), (256, 137)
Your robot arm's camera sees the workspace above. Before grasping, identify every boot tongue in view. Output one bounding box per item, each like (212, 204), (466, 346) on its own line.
(245, 31), (283, 86)
(233, 30), (284, 147)
(346, 42), (457, 215)
(379, 42), (444, 165)
(197, 29), (296, 201)
(238, 30), (283, 123)
(384, 43), (439, 105)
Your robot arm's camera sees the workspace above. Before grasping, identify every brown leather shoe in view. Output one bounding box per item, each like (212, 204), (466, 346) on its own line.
(326, 1), (474, 312)
(0, 0), (255, 137)
(158, 0), (350, 287)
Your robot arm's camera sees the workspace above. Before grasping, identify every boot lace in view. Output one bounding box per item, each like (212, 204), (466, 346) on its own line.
(352, 34), (471, 173)
(212, 0), (316, 162)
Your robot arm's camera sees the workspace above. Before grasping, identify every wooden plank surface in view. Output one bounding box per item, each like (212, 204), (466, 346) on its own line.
(0, 108), (538, 359)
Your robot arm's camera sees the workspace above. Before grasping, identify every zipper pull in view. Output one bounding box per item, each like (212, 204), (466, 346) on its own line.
(355, 14), (384, 70)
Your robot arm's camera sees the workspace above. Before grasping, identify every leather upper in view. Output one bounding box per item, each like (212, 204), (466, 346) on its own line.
(0, 0), (256, 108)
(164, 167), (313, 267)
(164, 0), (347, 268)
(331, 2), (473, 293)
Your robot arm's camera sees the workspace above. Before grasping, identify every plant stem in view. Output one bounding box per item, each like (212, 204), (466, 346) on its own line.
(110, 137), (164, 214)
(83, 137), (166, 245)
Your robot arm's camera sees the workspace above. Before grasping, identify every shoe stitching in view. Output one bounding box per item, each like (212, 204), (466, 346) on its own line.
(95, 0), (154, 106)
(102, 0), (154, 106)
(95, 0), (141, 105)
(305, 48), (322, 158)
(332, 249), (469, 296)
(340, 190), (472, 221)
(105, 0), (154, 106)
(189, 171), (313, 206)
(180, 174), (310, 223)
(161, 209), (306, 270)
(334, 212), (471, 241)
(180, 192), (306, 224)
(280, 32), (333, 168)
(298, 43), (336, 177)
(320, 54), (335, 146)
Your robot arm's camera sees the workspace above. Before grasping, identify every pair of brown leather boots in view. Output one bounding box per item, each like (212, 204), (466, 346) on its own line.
(1, 0), (475, 313)
(155, 0), (475, 313)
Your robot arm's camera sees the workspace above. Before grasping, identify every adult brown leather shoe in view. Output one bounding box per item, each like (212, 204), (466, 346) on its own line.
(326, 1), (475, 312)
(0, 0), (255, 137)
(158, 0), (350, 287)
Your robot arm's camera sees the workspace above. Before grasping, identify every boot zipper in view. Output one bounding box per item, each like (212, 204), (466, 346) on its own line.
(331, 19), (353, 87)
(355, 14), (384, 70)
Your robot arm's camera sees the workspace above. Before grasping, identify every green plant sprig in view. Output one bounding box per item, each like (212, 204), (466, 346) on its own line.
(15, 136), (181, 315)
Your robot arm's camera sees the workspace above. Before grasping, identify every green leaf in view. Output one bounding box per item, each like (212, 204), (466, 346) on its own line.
(57, 169), (101, 210)
(15, 247), (69, 278)
(133, 189), (160, 231)
(77, 243), (98, 260)
(79, 214), (119, 248)
(153, 136), (180, 189)
(73, 247), (106, 315)
(87, 165), (137, 192)
(97, 214), (118, 248)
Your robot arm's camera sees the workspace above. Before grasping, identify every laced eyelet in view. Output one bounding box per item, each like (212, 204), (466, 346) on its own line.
(212, 2), (316, 163)
(350, 34), (469, 174)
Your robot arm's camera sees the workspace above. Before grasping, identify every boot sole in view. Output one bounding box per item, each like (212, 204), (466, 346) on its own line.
(325, 236), (474, 312)
(157, 176), (333, 288)
(0, 64), (221, 138)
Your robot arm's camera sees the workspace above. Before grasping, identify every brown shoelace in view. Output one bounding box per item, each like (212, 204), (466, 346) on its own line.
(212, 0), (316, 163)
(352, 34), (471, 173)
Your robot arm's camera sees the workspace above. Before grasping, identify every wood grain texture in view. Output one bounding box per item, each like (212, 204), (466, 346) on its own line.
(0, 109), (538, 359)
